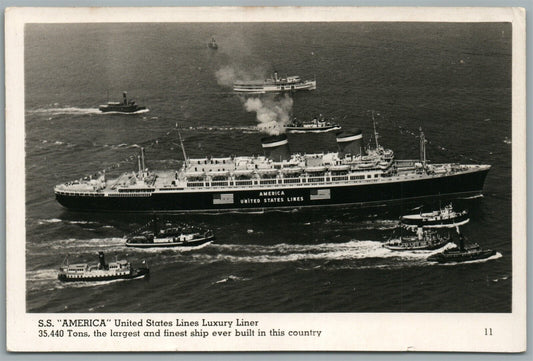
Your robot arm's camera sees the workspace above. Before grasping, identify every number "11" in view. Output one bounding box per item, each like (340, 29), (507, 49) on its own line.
(485, 328), (493, 336)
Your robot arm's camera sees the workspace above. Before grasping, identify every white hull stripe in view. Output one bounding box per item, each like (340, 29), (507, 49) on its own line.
(262, 139), (289, 148)
(336, 134), (363, 142)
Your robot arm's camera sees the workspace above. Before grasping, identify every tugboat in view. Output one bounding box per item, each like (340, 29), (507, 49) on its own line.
(401, 203), (469, 229)
(125, 218), (215, 248)
(208, 37), (218, 50)
(233, 71), (316, 94)
(99, 92), (147, 113)
(427, 231), (497, 263)
(285, 115), (342, 133)
(57, 252), (149, 282)
(383, 226), (451, 251)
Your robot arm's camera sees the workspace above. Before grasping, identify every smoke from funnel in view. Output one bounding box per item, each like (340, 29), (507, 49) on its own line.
(215, 65), (268, 88)
(215, 66), (238, 87)
(244, 94), (294, 135)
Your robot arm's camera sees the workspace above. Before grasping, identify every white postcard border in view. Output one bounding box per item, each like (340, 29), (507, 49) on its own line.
(5, 6), (527, 352)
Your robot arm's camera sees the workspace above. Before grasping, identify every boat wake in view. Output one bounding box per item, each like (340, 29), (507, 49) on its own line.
(126, 241), (214, 254)
(192, 240), (455, 265)
(34, 237), (125, 253)
(186, 125), (259, 133)
(28, 107), (102, 115)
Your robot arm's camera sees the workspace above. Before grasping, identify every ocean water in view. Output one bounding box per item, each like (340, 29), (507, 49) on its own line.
(25, 22), (512, 313)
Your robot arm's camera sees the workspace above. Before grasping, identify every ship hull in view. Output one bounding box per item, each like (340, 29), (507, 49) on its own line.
(57, 268), (149, 282)
(233, 80), (317, 94)
(125, 235), (214, 248)
(401, 212), (470, 228)
(56, 168), (489, 212)
(427, 250), (496, 263)
(383, 239), (449, 251)
(99, 106), (147, 113)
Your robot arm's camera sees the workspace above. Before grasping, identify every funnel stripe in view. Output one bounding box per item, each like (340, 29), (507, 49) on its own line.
(262, 139), (289, 148)
(336, 134), (363, 142)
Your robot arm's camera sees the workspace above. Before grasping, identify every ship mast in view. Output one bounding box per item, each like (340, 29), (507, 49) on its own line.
(372, 111), (380, 149)
(419, 127), (427, 167)
(177, 124), (188, 165)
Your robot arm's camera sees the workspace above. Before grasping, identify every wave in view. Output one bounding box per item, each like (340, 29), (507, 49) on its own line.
(213, 275), (251, 284)
(37, 219), (99, 226)
(458, 194), (484, 200)
(37, 218), (62, 225)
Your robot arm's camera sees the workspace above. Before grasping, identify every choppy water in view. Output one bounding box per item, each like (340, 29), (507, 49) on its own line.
(25, 22), (512, 313)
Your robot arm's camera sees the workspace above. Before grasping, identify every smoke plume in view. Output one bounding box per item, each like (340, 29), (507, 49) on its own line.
(244, 94), (293, 135)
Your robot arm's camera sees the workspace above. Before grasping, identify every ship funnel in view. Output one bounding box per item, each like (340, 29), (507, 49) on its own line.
(273, 71), (279, 81)
(123, 92), (128, 105)
(261, 134), (290, 161)
(98, 252), (108, 270)
(336, 130), (363, 157)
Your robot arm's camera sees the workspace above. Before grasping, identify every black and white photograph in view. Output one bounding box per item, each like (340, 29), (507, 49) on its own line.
(6, 6), (526, 352)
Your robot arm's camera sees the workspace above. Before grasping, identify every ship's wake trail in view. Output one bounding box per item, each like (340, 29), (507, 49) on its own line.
(28, 107), (102, 115)
(187, 240), (456, 267)
(28, 237), (125, 255)
(186, 125), (259, 133)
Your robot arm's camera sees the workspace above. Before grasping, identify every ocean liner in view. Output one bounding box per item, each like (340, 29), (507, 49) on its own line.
(54, 127), (491, 212)
(233, 71), (316, 94)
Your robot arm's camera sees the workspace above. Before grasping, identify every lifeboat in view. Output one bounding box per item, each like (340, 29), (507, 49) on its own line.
(233, 169), (254, 177)
(208, 170), (229, 178)
(329, 164), (350, 172)
(281, 167), (303, 174)
(256, 168), (279, 176)
(305, 166), (327, 173)
(184, 171), (205, 178)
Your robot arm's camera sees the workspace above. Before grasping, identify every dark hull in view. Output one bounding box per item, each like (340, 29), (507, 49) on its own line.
(401, 212), (470, 227)
(58, 268), (149, 282)
(56, 168), (489, 212)
(427, 250), (496, 263)
(99, 106), (146, 113)
(126, 235), (214, 248)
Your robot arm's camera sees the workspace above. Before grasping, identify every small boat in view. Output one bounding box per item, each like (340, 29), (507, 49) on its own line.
(383, 227), (450, 251)
(427, 233), (496, 263)
(58, 252), (149, 282)
(208, 37), (218, 49)
(99, 92), (147, 113)
(125, 218), (215, 248)
(401, 203), (469, 228)
(285, 116), (342, 133)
